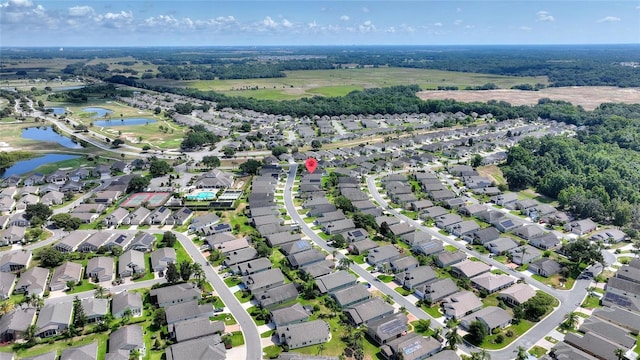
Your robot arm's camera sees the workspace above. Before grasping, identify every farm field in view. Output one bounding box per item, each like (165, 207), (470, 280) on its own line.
(152, 67), (548, 100)
(417, 86), (640, 111)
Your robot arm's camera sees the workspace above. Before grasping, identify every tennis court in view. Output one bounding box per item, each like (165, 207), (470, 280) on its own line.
(121, 192), (171, 208)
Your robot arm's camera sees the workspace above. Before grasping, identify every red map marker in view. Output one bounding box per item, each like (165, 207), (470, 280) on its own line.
(305, 157), (318, 174)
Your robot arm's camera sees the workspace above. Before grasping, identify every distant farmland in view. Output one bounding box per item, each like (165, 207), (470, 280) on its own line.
(145, 67), (548, 101)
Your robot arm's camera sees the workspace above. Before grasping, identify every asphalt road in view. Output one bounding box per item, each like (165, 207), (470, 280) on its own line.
(283, 165), (438, 325)
(45, 278), (166, 305)
(365, 173), (590, 359)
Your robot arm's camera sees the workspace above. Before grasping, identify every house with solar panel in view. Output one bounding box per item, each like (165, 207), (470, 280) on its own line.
(366, 312), (409, 345)
(380, 332), (441, 360)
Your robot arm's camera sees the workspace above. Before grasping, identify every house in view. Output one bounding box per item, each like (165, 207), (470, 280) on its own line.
(491, 193), (518, 206)
(543, 341), (598, 360)
(280, 240), (312, 256)
(390, 256), (419, 273)
(580, 316), (636, 351)
(188, 213), (220, 233)
(350, 239), (379, 255)
(60, 342), (98, 360)
(81, 298), (109, 323)
(287, 249), (326, 268)
(78, 232), (113, 253)
(54, 231), (90, 253)
(255, 283), (299, 309)
(436, 251), (467, 268)
(366, 245), (401, 267)
(217, 237), (250, 254)
(435, 213), (463, 229)
(278, 320), (330, 350)
(322, 218), (356, 235)
(164, 335), (226, 360)
(118, 250), (146, 278)
(170, 207), (193, 226)
(145, 247), (175, 273)
(389, 223), (415, 238)
(265, 232), (301, 247)
(270, 303), (309, 328)
(442, 291), (483, 319)
(0, 307), (36, 342)
(127, 232), (156, 252)
(331, 284), (371, 308)
(40, 191), (64, 206)
(316, 271), (357, 294)
(242, 268), (285, 294)
(123, 207), (151, 226)
(194, 169), (234, 188)
(366, 312), (408, 345)
(591, 228), (628, 243)
(150, 283), (201, 308)
(512, 224), (544, 241)
(380, 332), (441, 360)
(93, 190), (122, 204)
(109, 325), (145, 358)
(401, 231), (432, 246)
(509, 245), (542, 265)
(593, 307), (640, 334)
(470, 273), (515, 294)
(412, 239), (445, 256)
(103, 208), (129, 228)
(112, 290), (143, 318)
(49, 261), (83, 292)
(35, 302), (73, 337)
(0, 272), (16, 299)
(232, 257), (272, 276)
(164, 301), (214, 324)
(0, 226), (25, 246)
(0, 250), (31, 272)
(168, 317), (224, 343)
(565, 219), (597, 235)
(86, 256), (114, 282)
(415, 278), (459, 303)
(448, 220), (481, 237)
(460, 306), (512, 333)
(146, 206), (172, 225)
(300, 261), (334, 279)
(223, 247), (258, 267)
(451, 260), (490, 279)
(345, 297), (395, 325)
(564, 331), (628, 360)
(498, 283), (537, 306)
(529, 233), (560, 250)
(420, 206), (448, 220)
(494, 218), (523, 233)
(529, 258), (562, 277)
(14, 267), (49, 296)
(484, 237), (519, 254)
(396, 266), (438, 290)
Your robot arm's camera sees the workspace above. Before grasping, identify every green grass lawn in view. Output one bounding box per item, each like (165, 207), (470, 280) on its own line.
(350, 254), (365, 264)
(421, 304), (444, 318)
(2, 331), (109, 359)
(173, 241), (190, 263)
(211, 313), (238, 326)
(377, 274), (395, 283)
(261, 329), (276, 338)
(470, 320), (535, 350)
(234, 290), (253, 303)
(529, 345), (548, 357)
(224, 276), (242, 287)
(66, 280), (97, 294)
(230, 331), (245, 347)
(581, 295), (602, 309)
(395, 287), (413, 296)
(445, 245), (458, 252)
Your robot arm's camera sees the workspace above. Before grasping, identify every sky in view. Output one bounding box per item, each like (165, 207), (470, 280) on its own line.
(1, 0), (639, 47)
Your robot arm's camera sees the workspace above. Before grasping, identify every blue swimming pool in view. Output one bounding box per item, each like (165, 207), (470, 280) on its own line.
(186, 191), (216, 201)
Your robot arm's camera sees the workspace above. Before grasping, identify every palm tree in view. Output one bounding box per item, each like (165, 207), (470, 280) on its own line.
(28, 294), (44, 311)
(515, 346), (528, 360)
(432, 327), (442, 341)
(445, 328), (463, 350)
(94, 285), (108, 299)
(317, 343), (325, 355)
(338, 257), (353, 270)
(0, 300), (14, 315)
(471, 350), (491, 360)
(614, 348), (625, 360)
(563, 311), (579, 330)
(24, 324), (37, 342)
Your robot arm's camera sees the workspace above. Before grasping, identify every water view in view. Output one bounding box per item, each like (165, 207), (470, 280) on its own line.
(82, 107), (113, 118)
(22, 127), (83, 149)
(54, 85), (85, 91)
(44, 107), (65, 115)
(1, 154), (80, 178)
(93, 117), (157, 127)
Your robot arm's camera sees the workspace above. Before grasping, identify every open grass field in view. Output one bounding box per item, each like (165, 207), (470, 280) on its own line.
(417, 86), (640, 111)
(148, 67), (549, 100)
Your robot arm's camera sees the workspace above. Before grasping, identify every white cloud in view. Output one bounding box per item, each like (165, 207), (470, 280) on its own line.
(464, 25), (474, 29)
(339, 15), (349, 21)
(262, 16), (277, 28)
(453, 19), (463, 26)
(399, 24), (415, 32)
(68, 6), (94, 17)
(456, 7), (462, 13)
(3, 0), (33, 8)
(281, 19), (292, 28)
(536, 11), (554, 22)
(307, 21), (317, 29)
(95, 11), (134, 29)
(361, 7), (369, 13)
(519, 26), (532, 31)
(386, 27), (396, 33)
(433, 22), (443, 27)
(597, 16), (621, 23)
(358, 20), (375, 33)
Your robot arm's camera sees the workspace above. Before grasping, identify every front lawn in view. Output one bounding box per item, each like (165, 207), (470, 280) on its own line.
(234, 290), (253, 303)
(421, 304), (444, 318)
(466, 319), (535, 350)
(211, 313), (238, 325)
(377, 275), (395, 283)
(529, 345), (547, 357)
(66, 280), (97, 294)
(395, 287), (413, 296)
(581, 295), (602, 309)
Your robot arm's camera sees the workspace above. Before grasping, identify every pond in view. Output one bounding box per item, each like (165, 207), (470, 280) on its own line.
(44, 107), (65, 115)
(93, 117), (157, 127)
(54, 85), (85, 91)
(22, 127), (83, 149)
(82, 107), (113, 118)
(1, 154), (80, 178)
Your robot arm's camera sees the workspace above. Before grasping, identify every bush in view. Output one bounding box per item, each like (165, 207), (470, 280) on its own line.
(495, 334), (504, 344)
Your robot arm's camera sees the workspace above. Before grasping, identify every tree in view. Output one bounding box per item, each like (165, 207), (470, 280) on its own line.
(72, 296), (86, 328)
(24, 203), (53, 223)
(36, 247), (65, 267)
(94, 285), (108, 299)
(222, 147), (236, 157)
(50, 213), (82, 230)
(0, 300), (14, 316)
(471, 154), (483, 168)
(470, 350), (491, 360)
(311, 140), (322, 150)
(122, 308), (133, 324)
(445, 328), (463, 350)
(522, 292), (557, 321)
(142, 144), (151, 152)
(562, 238), (604, 270)
(162, 231), (177, 247)
(352, 212), (378, 232)
(112, 138), (125, 147)
(334, 196), (355, 213)
(468, 320), (488, 344)
(239, 159), (262, 175)
(24, 324), (37, 343)
(515, 346), (529, 360)
(338, 257), (353, 270)
(126, 175), (150, 193)
(563, 311), (579, 330)
(330, 234), (346, 248)
(165, 262), (180, 283)
(152, 308), (166, 328)
(414, 319), (431, 333)
(149, 158), (172, 177)
(271, 145), (288, 157)
(179, 261), (194, 281)
(202, 155), (221, 168)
